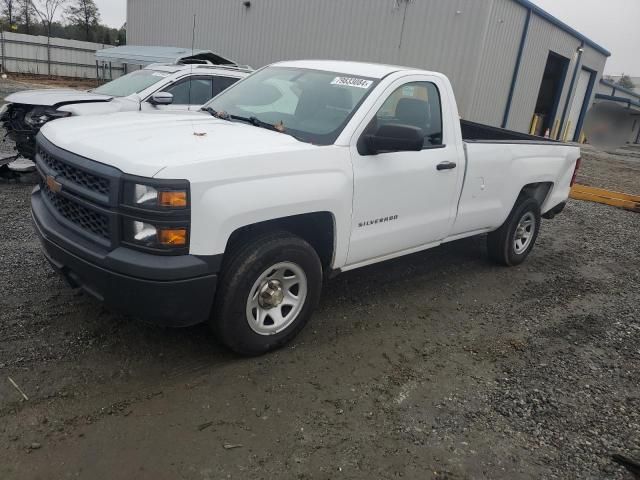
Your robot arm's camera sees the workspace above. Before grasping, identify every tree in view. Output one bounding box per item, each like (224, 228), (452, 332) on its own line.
(32, 0), (67, 74)
(65, 0), (98, 41)
(33, 0), (67, 38)
(1, 0), (16, 26)
(17, 0), (36, 33)
(116, 26), (125, 45)
(617, 74), (636, 90)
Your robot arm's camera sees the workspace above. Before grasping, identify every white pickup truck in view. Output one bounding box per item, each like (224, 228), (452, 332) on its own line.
(32, 60), (580, 355)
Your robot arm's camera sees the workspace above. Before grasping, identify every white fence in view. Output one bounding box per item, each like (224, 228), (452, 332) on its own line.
(0, 31), (124, 79)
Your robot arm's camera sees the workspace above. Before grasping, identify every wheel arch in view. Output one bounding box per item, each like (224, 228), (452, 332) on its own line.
(518, 182), (554, 208)
(224, 211), (337, 271)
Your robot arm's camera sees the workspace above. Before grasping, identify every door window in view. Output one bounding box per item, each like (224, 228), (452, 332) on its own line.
(163, 77), (214, 105)
(371, 81), (443, 147)
(212, 76), (240, 96)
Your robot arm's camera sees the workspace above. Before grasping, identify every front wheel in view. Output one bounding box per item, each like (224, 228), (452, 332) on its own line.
(211, 231), (323, 355)
(487, 196), (541, 266)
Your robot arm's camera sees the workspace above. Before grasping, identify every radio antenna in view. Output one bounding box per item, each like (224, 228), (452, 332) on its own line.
(188, 14), (196, 107)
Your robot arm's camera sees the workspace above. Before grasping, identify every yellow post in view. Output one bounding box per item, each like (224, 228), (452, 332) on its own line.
(551, 119), (560, 140)
(579, 132), (587, 144)
(562, 121), (572, 142)
(529, 114), (539, 135)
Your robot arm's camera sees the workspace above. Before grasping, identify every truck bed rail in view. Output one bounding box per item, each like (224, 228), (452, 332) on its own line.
(461, 119), (562, 144)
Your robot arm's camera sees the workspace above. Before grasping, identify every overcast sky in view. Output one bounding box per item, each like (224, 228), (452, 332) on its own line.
(93, 0), (638, 76)
(532, 0), (639, 76)
(94, 0), (126, 29)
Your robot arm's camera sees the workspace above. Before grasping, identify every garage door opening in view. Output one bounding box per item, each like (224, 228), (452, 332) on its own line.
(532, 52), (570, 136)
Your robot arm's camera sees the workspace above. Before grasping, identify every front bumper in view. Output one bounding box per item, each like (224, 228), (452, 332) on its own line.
(32, 187), (219, 327)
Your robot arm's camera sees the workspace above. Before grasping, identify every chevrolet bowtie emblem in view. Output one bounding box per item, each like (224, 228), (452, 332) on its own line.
(46, 175), (62, 193)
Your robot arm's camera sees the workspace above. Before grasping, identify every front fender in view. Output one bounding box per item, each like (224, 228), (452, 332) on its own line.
(183, 148), (354, 268)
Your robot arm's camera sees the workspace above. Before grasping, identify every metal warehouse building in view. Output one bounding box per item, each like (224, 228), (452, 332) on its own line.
(592, 79), (640, 145)
(126, 0), (610, 141)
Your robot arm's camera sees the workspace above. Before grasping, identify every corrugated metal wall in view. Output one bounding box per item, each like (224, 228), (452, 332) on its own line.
(508, 12), (607, 134)
(596, 82), (616, 97)
(0, 32), (123, 79)
(598, 83), (640, 103)
(127, 0), (608, 134)
(465, 0), (526, 126)
(594, 81), (640, 144)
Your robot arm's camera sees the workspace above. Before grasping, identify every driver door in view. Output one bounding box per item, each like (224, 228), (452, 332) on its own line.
(346, 77), (462, 266)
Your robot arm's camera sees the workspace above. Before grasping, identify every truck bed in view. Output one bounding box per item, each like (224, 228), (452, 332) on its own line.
(461, 119), (562, 144)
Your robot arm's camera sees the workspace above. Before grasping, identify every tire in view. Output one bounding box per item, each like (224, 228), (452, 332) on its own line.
(211, 231), (323, 355)
(487, 196), (541, 266)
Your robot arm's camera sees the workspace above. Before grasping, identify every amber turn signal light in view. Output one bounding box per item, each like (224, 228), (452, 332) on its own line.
(158, 228), (188, 246)
(158, 191), (188, 208)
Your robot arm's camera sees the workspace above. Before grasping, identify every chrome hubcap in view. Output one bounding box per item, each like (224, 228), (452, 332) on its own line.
(513, 212), (536, 254)
(246, 262), (307, 336)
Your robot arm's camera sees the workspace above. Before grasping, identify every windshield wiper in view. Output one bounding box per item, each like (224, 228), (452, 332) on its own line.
(201, 107), (231, 120)
(202, 110), (270, 128)
(202, 109), (304, 142)
(231, 115), (306, 141)
(227, 114), (280, 131)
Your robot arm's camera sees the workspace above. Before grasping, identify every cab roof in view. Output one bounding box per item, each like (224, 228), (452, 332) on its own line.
(272, 60), (436, 79)
(144, 63), (252, 76)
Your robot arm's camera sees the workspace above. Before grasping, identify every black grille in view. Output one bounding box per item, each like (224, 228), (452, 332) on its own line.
(39, 148), (110, 196)
(41, 180), (110, 240)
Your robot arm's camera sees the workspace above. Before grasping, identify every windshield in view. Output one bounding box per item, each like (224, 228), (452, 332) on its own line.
(92, 69), (171, 97)
(204, 66), (379, 145)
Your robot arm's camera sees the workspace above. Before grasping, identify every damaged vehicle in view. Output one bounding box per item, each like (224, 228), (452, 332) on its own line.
(1, 62), (250, 160)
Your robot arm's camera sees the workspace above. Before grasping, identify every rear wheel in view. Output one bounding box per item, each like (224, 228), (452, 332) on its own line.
(211, 231), (322, 355)
(487, 196), (541, 266)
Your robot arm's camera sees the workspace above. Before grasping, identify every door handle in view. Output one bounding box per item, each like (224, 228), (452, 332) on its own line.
(437, 161), (457, 171)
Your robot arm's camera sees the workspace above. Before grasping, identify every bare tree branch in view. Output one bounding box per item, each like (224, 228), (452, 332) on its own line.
(65, 0), (99, 41)
(16, 0), (36, 33)
(32, 0), (66, 36)
(1, 0), (16, 25)
(32, 0), (67, 75)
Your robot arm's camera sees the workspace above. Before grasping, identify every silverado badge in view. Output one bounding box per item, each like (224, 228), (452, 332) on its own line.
(46, 175), (62, 194)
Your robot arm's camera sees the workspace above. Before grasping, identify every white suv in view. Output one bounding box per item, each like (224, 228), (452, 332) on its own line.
(1, 63), (251, 160)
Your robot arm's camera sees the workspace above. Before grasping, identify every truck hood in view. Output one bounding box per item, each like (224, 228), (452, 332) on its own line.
(5, 89), (113, 107)
(39, 111), (317, 178)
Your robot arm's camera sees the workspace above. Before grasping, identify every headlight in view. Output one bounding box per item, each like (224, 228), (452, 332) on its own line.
(124, 181), (189, 210)
(24, 106), (71, 127)
(0, 103), (9, 118)
(133, 184), (159, 207)
(123, 220), (188, 249)
(121, 179), (190, 253)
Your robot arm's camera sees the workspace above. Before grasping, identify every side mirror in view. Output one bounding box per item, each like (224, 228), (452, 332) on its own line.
(149, 92), (174, 106)
(364, 124), (424, 155)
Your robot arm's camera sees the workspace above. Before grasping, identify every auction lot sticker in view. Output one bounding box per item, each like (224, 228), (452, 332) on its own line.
(331, 77), (373, 89)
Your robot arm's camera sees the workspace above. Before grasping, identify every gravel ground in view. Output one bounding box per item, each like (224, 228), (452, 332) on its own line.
(0, 177), (639, 479)
(578, 144), (640, 194)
